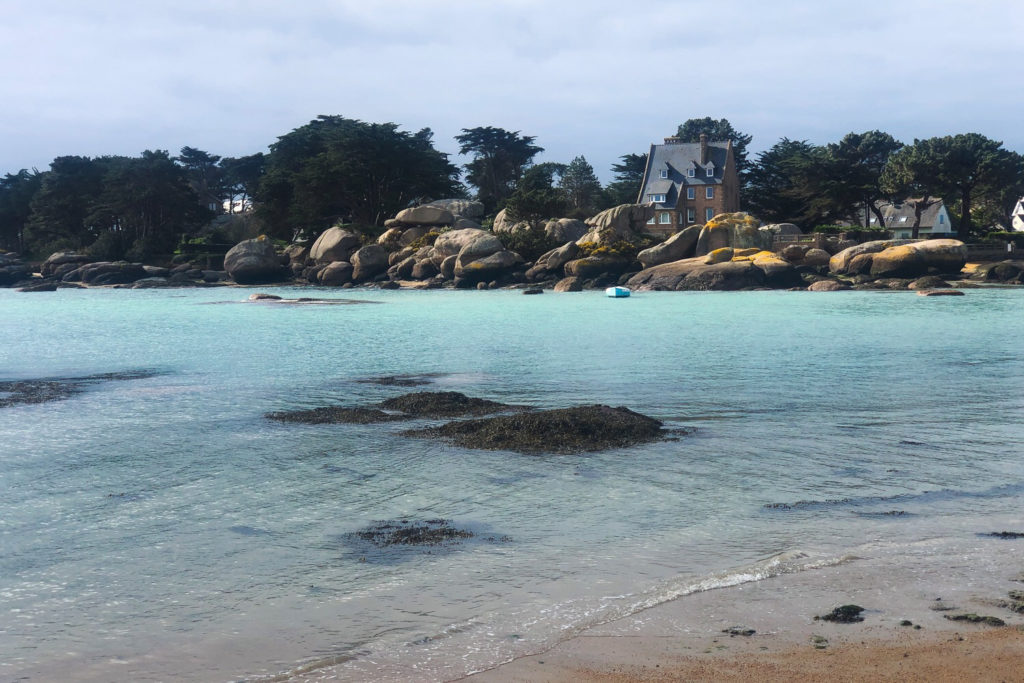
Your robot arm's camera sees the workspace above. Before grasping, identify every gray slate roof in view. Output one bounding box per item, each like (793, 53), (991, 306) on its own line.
(872, 199), (945, 228)
(638, 141), (730, 208)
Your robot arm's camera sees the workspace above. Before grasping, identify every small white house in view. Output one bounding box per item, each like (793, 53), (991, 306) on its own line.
(867, 199), (954, 239)
(1012, 197), (1024, 232)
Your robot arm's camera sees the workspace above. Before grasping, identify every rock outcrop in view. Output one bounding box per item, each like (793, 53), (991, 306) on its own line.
(637, 226), (701, 268)
(310, 227), (361, 264)
(224, 237), (288, 284)
(695, 213), (762, 256)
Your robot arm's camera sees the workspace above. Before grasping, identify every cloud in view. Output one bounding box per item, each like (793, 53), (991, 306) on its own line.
(2, 0), (1022, 180)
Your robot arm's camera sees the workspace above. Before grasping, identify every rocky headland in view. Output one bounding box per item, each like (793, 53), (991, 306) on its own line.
(3, 200), (1023, 293)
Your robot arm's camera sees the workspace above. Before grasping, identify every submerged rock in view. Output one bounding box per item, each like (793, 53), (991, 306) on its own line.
(403, 404), (673, 454)
(266, 406), (409, 424)
(0, 370), (160, 408)
(378, 391), (516, 418)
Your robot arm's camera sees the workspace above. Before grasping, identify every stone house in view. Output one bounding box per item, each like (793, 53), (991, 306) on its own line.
(865, 199), (954, 239)
(636, 134), (741, 237)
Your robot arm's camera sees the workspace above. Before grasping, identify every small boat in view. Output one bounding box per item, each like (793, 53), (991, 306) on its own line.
(605, 286), (631, 298)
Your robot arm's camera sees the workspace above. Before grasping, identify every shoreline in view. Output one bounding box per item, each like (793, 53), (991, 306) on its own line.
(462, 537), (1024, 682)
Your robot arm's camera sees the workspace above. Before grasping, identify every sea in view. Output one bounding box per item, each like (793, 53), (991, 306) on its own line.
(1, 286), (1022, 681)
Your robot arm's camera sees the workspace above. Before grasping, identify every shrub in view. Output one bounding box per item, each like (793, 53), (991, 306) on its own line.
(87, 231), (131, 261)
(500, 224), (561, 262)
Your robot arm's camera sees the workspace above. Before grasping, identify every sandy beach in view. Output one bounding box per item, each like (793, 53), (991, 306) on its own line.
(464, 540), (1024, 682)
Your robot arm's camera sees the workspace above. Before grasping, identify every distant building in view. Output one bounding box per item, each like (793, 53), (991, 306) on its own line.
(1012, 197), (1024, 232)
(864, 199), (954, 239)
(636, 134), (740, 236)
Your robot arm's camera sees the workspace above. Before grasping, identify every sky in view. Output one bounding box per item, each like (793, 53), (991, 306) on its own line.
(2, 0), (1023, 183)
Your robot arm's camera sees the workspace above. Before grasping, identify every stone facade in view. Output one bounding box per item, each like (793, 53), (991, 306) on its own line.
(637, 134), (741, 237)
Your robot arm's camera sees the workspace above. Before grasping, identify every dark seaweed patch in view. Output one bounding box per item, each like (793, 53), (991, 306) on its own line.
(402, 404), (674, 454)
(355, 519), (474, 547)
(378, 391), (520, 418)
(339, 519), (511, 564)
(356, 373), (444, 387)
(943, 613), (1006, 627)
(980, 531), (1024, 539)
(815, 604), (864, 623)
(853, 510), (913, 518)
(266, 406), (410, 424)
(0, 370), (162, 408)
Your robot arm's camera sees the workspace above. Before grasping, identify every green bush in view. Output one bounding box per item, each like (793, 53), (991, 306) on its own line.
(501, 224), (561, 262)
(87, 232), (132, 261)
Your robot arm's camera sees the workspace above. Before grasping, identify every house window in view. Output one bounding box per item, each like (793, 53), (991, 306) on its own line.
(659, 212), (672, 224)
(939, 214), (945, 224)
(660, 169), (668, 179)
(706, 207), (714, 222)
(650, 193), (666, 203)
(899, 216), (908, 223)
(647, 216), (655, 224)
(687, 208), (696, 223)
(706, 167), (714, 177)
(687, 168), (695, 178)
(686, 187), (695, 200)
(706, 186), (714, 199)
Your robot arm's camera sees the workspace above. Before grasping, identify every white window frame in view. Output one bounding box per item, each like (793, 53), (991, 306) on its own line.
(706, 186), (714, 199)
(706, 207), (714, 222)
(687, 208), (695, 223)
(647, 216), (655, 224)
(706, 167), (714, 178)
(687, 168), (695, 178)
(660, 169), (668, 179)
(650, 193), (666, 203)
(686, 187), (695, 200)
(659, 212), (672, 224)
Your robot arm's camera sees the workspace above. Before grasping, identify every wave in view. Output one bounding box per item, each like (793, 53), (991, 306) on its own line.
(764, 480), (1024, 512)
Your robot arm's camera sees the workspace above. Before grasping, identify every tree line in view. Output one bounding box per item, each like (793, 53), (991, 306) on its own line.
(2, 115), (1022, 259)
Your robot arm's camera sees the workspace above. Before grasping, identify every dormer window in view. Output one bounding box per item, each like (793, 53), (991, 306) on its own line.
(706, 167), (714, 178)
(650, 193), (666, 203)
(659, 169), (668, 179)
(687, 168), (695, 178)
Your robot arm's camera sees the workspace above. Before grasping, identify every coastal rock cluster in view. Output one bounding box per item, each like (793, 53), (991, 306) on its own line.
(268, 389), (678, 454)
(4, 200), (1022, 292)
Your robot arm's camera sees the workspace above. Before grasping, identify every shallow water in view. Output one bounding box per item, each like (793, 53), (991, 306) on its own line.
(0, 286), (1022, 681)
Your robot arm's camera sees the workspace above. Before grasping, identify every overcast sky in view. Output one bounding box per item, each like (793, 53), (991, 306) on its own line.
(2, 0), (1022, 182)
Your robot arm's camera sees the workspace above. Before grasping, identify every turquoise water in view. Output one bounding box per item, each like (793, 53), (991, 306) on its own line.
(1, 287), (1022, 681)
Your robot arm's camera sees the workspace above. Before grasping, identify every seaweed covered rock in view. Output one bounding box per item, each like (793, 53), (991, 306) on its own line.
(378, 391), (515, 418)
(352, 519), (473, 547)
(403, 404), (671, 454)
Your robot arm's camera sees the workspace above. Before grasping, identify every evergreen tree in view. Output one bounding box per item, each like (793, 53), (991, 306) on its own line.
(559, 156), (602, 213)
(455, 127), (543, 213)
(604, 152), (648, 205)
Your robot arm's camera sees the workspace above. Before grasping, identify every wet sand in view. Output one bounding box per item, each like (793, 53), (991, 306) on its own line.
(464, 541), (1024, 682)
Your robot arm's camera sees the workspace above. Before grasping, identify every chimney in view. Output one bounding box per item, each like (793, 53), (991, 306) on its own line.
(700, 133), (708, 164)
